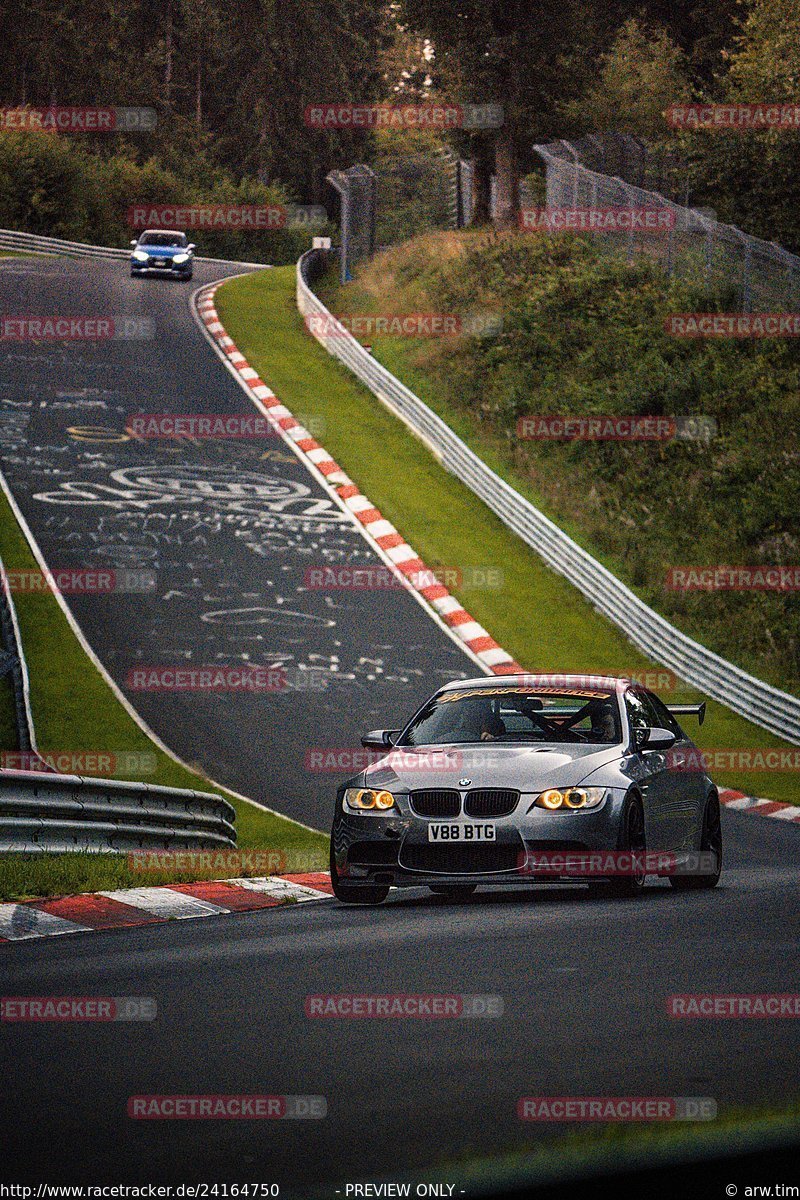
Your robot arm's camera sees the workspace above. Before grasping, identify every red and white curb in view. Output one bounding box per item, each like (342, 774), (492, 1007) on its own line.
(0, 873), (333, 942)
(195, 285), (522, 676)
(719, 788), (800, 822)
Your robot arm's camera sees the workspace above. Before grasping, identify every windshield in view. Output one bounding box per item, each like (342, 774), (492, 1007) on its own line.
(138, 231), (187, 247)
(399, 686), (621, 746)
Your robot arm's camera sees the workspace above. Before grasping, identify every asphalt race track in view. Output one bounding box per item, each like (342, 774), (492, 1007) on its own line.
(0, 254), (471, 826)
(2, 815), (799, 1192)
(1, 253), (798, 1196)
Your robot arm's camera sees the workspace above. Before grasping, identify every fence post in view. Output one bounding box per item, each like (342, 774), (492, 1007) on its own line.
(624, 180), (635, 265)
(742, 238), (753, 313)
(326, 165), (376, 284)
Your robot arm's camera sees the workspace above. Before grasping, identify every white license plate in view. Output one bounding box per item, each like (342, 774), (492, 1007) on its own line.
(427, 823), (496, 842)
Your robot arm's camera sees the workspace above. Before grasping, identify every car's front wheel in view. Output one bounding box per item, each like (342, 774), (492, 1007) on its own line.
(670, 794), (722, 891)
(329, 842), (389, 905)
(605, 794), (647, 898)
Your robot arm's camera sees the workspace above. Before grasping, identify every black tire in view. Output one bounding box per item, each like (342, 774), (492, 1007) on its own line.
(606, 795), (647, 898)
(670, 794), (722, 891)
(329, 841), (389, 905)
(428, 885), (477, 898)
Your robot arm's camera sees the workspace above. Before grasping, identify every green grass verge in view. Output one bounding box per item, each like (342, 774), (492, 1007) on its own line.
(0, 483), (327, 901)
(216, 266), (798, 804)
(435, 1101), (800, 1195)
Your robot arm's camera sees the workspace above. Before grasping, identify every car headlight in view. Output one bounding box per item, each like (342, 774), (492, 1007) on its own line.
(534, 787), (606, 811)
(343, 787), (396, 813)
(132, 250), (149, 262)
(172, 253), (189, 264)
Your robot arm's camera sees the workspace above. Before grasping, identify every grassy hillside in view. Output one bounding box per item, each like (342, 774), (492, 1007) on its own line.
(319, 230), (800, 698)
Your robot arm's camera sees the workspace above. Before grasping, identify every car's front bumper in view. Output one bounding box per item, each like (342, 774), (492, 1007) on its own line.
(332, 789), (636, 889)
(130, 260), (192, 275)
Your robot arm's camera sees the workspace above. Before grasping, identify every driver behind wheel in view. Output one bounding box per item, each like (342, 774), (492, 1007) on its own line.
(588, 700), (617, 744)
(480, 713), (506, 741)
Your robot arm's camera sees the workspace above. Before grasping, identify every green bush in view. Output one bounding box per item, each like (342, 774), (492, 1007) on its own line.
(0, 131), (334, 264)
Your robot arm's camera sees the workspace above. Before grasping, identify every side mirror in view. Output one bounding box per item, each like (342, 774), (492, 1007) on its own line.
(130, 239), (138, 247)
(360, 729), (400, 750)
(187, 243), (196, 251)
(636, 726), (676, 751)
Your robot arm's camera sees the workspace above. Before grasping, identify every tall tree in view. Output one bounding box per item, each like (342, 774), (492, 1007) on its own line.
(563, 17), (693, 141)
(398, 0), (601, 227)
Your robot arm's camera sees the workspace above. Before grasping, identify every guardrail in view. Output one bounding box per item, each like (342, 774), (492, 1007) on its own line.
(297, 248), (800, 744)
(0, 417), (237, 850)
(0, 770), (236, 853)
(0, 227), (267, 268)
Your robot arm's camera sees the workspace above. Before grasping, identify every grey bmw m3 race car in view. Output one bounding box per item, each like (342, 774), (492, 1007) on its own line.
(330, 674), (722, 903)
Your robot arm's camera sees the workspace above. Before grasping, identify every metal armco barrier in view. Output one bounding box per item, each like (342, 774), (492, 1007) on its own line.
(0, 770), (236, 853)
(297, 249), (800, 744)
(0, 444), (237, 852)
(0, 228), (128, 260)
(0, 227), (267, 268)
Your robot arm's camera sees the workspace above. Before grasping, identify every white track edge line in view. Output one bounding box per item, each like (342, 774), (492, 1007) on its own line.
(0, 326), (323, 837)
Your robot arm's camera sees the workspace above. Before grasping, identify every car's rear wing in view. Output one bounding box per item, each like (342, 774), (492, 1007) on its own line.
(667, 702), (706, 726)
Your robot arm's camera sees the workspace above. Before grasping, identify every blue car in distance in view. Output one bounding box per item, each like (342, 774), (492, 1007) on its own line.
(130, 230), (195, 280)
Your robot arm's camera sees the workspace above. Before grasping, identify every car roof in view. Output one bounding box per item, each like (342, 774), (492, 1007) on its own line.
(437, 674), (631, 694)
(139, 230), (186, 239)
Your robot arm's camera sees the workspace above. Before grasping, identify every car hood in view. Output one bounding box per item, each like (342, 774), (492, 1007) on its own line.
(363, 742), (622, 793)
